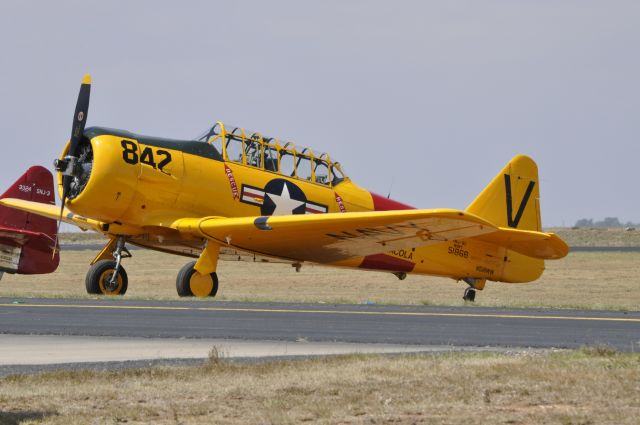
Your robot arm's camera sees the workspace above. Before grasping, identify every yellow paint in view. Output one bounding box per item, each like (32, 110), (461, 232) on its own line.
(82, 74), (92, 85)
(178, 209), (497, 265)
(334, 180), (375, 211)
(189, 272), (214, 297)
(97, 269), (123, 295)
(194, 243), (220, 275)
(90, 237), (117, 265)
(473, 279), (487, 290)
(3, 120), (569, 291)
(467, 155), (541, 231)
(0, 198), (103, 232)
(60, 132), (372, 229)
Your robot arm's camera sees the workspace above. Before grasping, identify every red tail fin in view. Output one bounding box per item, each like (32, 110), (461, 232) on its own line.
(0, 166), (60, 275)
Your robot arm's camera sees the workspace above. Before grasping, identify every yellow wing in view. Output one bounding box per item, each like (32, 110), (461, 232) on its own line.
(172, 209), (501, 263)
(2, 198), (568, 263)
(0, 198), (103, 231)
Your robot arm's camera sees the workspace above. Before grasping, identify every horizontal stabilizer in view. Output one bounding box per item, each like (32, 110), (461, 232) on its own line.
(474, 227), (569, 259)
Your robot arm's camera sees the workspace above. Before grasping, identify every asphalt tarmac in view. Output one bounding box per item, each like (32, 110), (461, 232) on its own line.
(1, 298), (638, 353)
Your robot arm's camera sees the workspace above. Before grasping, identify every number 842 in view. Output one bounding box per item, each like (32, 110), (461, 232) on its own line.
(121, 140), (172, 172)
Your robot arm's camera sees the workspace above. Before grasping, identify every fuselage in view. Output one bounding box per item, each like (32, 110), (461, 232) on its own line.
(59, 126), (542, 283)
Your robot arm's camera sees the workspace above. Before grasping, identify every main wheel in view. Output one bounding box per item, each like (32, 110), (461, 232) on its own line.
(85, 260), (128, 296)
(176, 261), (219, 298)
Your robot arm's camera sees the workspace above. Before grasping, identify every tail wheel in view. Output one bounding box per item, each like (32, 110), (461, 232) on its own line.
(176, 261), (218, 298)
(86, 259), (128, 296)
(462, 287), (476, 302)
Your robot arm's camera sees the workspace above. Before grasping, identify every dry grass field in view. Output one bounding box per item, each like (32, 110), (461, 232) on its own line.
(1, 248), (639, 309)
(0, 349), (639, 425)
(550, 227), (640, 247)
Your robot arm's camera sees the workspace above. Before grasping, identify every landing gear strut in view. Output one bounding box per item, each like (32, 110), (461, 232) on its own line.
(85, 236), (131, 295)
(462, 277), (486, 302)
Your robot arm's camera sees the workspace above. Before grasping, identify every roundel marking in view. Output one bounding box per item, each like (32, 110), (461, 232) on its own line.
(261, 179), (307, 216)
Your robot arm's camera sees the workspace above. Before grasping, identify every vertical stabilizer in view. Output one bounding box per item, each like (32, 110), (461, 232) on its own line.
(466, 155), (541, 231)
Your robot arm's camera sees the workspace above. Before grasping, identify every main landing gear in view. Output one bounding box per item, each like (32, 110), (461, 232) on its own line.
(176, 261), (219, 297)
(86, 236), (131, 296)
(176, 243), (221, 298)
(85, 238), (220, 298)
(462, 278), (486, 302)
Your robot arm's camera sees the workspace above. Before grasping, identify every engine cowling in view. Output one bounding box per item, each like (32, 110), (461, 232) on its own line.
(57, 133), (140, 224)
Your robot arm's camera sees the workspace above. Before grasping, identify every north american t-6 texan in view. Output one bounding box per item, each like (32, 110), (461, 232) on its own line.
(0, 75), (568, 301)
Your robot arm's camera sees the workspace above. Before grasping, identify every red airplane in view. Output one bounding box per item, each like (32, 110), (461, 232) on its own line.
(0, 166), (59, 281)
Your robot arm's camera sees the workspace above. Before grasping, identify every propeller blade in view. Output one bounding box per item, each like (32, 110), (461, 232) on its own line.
(54, 74), (92, 257)
(62, 74), (91, 196)
(69, 74), (91, 157)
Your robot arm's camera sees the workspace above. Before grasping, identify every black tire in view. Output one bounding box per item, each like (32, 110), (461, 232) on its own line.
(463, 288), (476, 302)
(85, 260), (128, 296)
(176, 261), (218, 298)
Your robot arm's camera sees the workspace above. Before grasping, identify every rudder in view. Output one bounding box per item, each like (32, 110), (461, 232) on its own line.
(466, 155), (541, 231)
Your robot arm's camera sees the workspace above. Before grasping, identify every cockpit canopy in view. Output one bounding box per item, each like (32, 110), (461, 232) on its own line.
(197, 122), (346, 186)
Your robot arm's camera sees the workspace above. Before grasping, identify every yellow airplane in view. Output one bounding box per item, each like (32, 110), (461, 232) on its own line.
(0, 75), (568, 301)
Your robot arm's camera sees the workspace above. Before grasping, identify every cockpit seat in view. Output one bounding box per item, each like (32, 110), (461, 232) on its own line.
(265, 158), (278, 172)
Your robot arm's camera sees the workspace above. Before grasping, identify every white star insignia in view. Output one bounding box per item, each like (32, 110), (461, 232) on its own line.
(266, 184), (305, 215)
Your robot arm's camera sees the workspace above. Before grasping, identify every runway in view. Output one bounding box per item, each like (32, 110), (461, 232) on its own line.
(1, 298), (638, 356)
(0, 334), (449, 375)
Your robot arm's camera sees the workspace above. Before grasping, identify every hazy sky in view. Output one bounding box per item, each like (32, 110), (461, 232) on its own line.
(1, 1), (638, 226)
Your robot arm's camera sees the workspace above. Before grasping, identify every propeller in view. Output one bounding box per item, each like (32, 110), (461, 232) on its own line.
(52, 74), (92, 254)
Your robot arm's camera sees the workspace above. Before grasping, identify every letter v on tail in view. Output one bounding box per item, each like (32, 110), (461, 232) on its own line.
(504, 174), (535, 228)
(466, 154), (542, 232)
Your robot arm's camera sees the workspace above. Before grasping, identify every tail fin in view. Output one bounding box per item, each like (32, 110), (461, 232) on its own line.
(0, 166), (59, 275)
(466, 155), (541, 231)
(466, 155), (568, 283)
